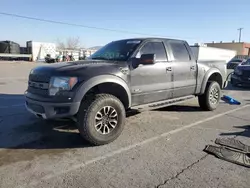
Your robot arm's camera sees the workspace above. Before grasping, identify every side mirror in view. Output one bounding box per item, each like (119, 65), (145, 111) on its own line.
(140, 54), (155, 65)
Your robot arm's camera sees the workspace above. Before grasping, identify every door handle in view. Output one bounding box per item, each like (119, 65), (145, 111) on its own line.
(190, 66), (195, 70)
(166, 67), (172, 71)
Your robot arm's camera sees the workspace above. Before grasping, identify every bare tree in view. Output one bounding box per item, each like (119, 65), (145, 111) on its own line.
(66, 37), (80, 50)
(56, 37), (81, 50)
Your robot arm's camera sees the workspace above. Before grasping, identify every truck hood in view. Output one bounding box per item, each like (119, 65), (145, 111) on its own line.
(237, 64), (250, 70)
(30, 60), (128, 78)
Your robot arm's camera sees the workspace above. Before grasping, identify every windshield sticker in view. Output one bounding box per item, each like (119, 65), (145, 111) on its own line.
(127, 40), (141, 44)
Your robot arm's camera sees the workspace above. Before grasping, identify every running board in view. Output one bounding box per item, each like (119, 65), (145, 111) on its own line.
(131, 95), (195, 111)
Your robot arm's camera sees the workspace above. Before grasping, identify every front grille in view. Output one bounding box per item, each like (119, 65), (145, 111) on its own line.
(29, 74), (50, 83)
(28, 81), (49, 89)
(28, 74), (50, 96)
(28, 86), (48, 96)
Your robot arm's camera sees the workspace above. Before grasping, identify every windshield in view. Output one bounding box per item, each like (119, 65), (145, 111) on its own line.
(90, 40), (141, 61)
(241, 59), (250, 65)
(230, 59), (242, 63)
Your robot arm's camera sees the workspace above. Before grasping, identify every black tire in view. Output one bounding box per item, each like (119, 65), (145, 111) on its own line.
(198, 81), (221, 111)
(77, 94), (126, 146)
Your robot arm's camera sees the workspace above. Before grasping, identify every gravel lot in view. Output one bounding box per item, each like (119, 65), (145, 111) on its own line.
(0, 61), (250, 188)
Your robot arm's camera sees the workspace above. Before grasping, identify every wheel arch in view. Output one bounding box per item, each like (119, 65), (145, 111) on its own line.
(200, 69), (223, 94)
(74, 75), (131, 109)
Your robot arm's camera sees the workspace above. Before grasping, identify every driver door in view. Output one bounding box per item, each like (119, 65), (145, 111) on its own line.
(130, 41), (173, 106)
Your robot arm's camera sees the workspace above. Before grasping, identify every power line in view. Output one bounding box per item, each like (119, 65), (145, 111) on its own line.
(0, 12), (166, 37)
(0, 12), (196, 40)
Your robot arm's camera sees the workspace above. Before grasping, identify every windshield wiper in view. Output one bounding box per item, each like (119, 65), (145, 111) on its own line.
(91, 57), (125, 61)
(91, 57), (111, 60)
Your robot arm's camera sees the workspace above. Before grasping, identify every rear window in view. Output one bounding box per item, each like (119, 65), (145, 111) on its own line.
(137, 42), (167, 61)
(169, 41), (191, 61)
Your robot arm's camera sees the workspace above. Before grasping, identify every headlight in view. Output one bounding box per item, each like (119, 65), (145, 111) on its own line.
(234, 68), (242, 75)
(49, 77), (78, 96)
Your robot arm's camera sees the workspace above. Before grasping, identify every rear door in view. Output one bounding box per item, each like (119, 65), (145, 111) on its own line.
(166, 40), (197, 98)
(130, 40), (173, 106)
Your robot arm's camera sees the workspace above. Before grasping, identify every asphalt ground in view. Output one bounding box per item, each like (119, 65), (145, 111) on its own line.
(0, 61), (250, 188)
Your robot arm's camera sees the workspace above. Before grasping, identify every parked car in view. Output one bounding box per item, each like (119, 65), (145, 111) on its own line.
(227, 59), (243, 69)
(25, 38), (228, 145)
(45, 54), (56, 63)
(231, 58), (250, 86)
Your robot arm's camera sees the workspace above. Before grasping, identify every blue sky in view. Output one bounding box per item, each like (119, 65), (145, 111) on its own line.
(0, 0), (249, 47)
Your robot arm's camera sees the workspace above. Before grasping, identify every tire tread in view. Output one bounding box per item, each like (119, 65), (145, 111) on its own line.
(77, 94), (125, 145)
(198, 81), (221, 111)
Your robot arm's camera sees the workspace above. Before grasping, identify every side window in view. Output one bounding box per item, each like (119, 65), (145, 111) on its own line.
(137, 42), (167, 61)
(140, 42), (153, 55)
(169, 41), (191, 61)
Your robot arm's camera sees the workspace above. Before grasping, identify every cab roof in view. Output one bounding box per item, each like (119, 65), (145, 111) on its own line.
(114, 38), (186, 43)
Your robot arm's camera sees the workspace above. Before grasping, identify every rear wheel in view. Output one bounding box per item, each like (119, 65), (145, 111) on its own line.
(77, 94), (126, 146)
(198, 81), (221, 111)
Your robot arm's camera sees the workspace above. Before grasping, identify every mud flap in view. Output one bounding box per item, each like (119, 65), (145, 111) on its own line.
(204, 145), (250, 168)
(215, 138), (250, 153)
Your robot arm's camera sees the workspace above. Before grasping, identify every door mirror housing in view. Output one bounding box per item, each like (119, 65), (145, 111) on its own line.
(140, 54), (155, 65)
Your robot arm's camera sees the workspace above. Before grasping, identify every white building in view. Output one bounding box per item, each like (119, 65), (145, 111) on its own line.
(82, 49), (97, 57)
(26, 41), (99, 61)
(27, 41), (56, 61)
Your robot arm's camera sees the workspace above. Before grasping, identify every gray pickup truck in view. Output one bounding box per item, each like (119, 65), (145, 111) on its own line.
(25, 38), (227, 145)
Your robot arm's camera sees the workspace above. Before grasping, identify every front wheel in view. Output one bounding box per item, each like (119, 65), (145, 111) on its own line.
(77, 94), (126, 146)
(198, 81), (221, 111)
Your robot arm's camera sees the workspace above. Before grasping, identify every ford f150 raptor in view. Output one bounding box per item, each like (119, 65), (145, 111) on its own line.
(25, 38), (227, 145)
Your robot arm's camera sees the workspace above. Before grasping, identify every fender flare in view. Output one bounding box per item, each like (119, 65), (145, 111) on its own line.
(200, 68), (223, 94)
(73, 75), (132, 107)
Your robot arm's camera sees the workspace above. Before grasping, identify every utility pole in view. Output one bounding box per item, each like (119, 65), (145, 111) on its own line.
(238, 28), (243, 42)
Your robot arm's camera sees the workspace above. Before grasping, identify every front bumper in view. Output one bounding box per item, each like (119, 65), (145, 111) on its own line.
(231, 74), (250, 85)
(25, 97), (80, 119)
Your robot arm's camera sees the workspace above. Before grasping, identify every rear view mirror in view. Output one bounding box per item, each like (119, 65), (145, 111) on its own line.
(140, 54), (155, 65)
